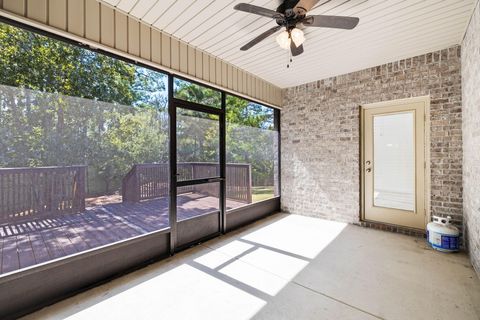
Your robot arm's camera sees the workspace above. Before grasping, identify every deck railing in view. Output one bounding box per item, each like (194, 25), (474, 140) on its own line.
(0, 162), (250, 223)
(0, 166), (87, 223)
(225, 163), (252, 203)
(122, 162), (252, 203)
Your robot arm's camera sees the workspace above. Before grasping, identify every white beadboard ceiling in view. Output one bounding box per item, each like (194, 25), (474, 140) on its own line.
(98, 0), (477, 88)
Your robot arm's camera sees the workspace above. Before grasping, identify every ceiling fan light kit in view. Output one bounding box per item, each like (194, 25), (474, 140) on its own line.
(276, 28), (305, 50)
(234, 0), (359, 60)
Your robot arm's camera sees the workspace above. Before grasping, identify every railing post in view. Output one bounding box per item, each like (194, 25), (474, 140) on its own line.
(76, 166), (86, 212)
(45, 170), (52, 213)
(122, 174), (127, 201)
(247, 164), (252, 204)
(191, 163), (196, 193)
(122, 165), (140, 203)
(134, 165), (140, 202)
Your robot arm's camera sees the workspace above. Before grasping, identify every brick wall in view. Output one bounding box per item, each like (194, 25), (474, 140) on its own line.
(281, 46), (463, 231)
(462, 1), (480, 274)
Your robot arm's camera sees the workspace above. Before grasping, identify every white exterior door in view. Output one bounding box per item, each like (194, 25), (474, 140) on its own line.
(362, 97), (427, 229)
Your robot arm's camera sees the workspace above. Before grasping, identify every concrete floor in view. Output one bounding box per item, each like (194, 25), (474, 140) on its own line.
(22, 214), (480, 320)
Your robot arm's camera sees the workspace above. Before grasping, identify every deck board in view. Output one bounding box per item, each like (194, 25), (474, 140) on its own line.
(41, 228), (68, 259)
(2, 236), (19, 274)
(0, 194), (245, 275)
(16, 234), (36, 269)
(29, 232), (50, 264)
(63, 226), (90, 253)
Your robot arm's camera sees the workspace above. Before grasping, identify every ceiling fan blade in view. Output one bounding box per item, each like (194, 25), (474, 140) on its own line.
(290, 41), (304, 56)
(240, 25), (283, 51)
(303, 15), (359, 29)
(294, 0), (320, 13)
(234, 3), (283, 19)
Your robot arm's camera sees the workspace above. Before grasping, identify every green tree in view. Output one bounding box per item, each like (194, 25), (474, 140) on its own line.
(174, 79), (221, 108)
(0, 24), (136, 104)
(226, 96), (276, 187)
(0, 23), (169, 195)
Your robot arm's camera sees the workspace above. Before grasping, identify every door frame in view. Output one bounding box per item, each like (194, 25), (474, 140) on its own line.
(360, 96), (431, 229)
(168, 76), (227, 254)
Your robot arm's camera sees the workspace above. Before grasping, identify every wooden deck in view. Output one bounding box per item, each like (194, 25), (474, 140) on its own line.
(0, 193), (245, 275)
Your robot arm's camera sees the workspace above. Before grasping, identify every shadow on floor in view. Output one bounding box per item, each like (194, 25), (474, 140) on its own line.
(21, 214), (480, 320)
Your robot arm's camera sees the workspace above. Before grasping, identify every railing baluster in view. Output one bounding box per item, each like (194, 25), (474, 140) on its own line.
(0, 173), (3, 220)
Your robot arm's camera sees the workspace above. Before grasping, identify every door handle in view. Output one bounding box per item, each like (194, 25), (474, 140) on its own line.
(365, 160), (371, 165)
(366, 168), (371, 173)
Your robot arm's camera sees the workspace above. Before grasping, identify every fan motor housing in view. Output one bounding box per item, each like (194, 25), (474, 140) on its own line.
(278, 1), (308, 17)
(275, 14), (305, 28)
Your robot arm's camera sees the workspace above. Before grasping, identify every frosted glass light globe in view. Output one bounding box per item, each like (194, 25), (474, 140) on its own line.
(276, 31), (290, 49)
(290, 28), (305, 46)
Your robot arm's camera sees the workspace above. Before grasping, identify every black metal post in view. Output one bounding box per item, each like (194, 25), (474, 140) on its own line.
(220, 92), (227, 233)
(275, 109), (281, 198)
(168, 75), (177, 254)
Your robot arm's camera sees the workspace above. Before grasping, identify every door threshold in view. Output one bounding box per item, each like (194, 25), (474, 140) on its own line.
(360, 219), (426, 237)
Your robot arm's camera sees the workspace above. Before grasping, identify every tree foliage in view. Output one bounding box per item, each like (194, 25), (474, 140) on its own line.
(0, 23), (168, 194)
(226, 95), (276, 186)
(0, 22), (276, 196)
(0, 24), (136, 105)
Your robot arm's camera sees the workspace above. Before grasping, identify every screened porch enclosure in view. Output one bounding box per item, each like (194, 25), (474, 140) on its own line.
(0, 83), (279, 276)
(0, 21), (280, 277)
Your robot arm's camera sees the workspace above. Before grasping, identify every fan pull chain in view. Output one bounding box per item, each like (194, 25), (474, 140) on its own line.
(287, 49), (292, 68)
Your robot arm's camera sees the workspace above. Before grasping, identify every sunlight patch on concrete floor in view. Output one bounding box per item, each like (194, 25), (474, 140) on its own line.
(22, 214), (480, 320)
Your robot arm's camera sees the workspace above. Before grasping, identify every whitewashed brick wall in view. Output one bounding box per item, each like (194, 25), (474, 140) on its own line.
(462, 1), (480, 275)
(281, 46), (463, 232)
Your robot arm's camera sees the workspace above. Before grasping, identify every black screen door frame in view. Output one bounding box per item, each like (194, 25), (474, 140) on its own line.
(168, 75), (226, 253)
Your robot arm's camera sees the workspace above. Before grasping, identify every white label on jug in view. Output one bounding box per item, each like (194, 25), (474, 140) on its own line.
(430, 232), (442, 246)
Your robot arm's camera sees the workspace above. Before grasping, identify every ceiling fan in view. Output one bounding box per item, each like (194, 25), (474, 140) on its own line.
(234, 0), (359, 57)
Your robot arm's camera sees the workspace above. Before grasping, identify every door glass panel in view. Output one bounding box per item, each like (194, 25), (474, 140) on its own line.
(177, 181), (220, 222)
(373, 112), (415, 211)
(176, 109), (220, 181)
